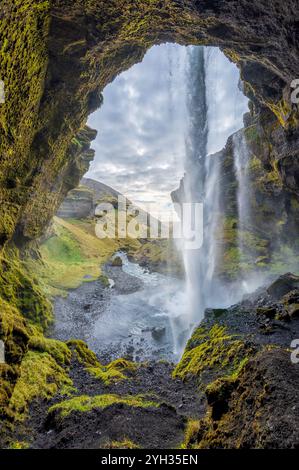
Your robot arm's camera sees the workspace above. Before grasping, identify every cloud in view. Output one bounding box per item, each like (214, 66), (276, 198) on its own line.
(86, 44), (248, 217)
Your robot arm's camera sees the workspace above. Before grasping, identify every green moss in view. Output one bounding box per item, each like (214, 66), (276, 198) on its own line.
(99, 274), (110, 288)
(67, 339), (99, 367)
(248, 155), (263, 175)
(244, 125), (261, 145)
(268, 98), (292, 128)
(268, 245), (299, 276)
(68, 339), (138, 385)
(0, 298), (30, 364)
(28, 332), (71, 365)
(0, 248), (53, 329)
(48, 394), (159, 418)
(0, 0), (50, 244)
(181, 419), (200, 449)
(256, 169), (283, 193)
(8, 440), (30, 449)
(8, 351), (73, 422)
(104, 438), (140, 449)
(173, 324), (250, 383)
(87, 358), (137, 385)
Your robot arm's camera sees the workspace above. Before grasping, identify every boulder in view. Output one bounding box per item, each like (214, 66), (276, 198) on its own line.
(111, 256), (123, 267)
(267, 273), (299, 300)
(151, 327), (166, 341)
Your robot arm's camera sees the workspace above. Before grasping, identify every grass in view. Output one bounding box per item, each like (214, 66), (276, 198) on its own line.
(48, 394), (159, 418)
(27, 216), (141, 296)
(103, 438), (140, 449)
(87, 358), (137, 385)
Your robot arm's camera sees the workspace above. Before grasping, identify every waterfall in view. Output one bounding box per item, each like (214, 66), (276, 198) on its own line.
(175, 46), (249, 348)
(233, 131), (252, 254)
(182, 47), (208, 327)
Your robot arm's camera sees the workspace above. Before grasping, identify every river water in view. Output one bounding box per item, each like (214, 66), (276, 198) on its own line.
(54, 252), (189, 363)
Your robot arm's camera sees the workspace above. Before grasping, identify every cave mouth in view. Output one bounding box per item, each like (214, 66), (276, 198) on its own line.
(2, 3), (299, 450)
(50, 43), (254, 362)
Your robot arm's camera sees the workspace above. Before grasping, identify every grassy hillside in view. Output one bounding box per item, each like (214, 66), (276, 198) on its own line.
(27, 216), (142, 296)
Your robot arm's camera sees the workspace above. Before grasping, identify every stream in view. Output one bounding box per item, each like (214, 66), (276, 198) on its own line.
(53, 252), (190, 363)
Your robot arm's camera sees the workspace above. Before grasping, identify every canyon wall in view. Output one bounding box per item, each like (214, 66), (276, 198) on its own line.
(0, 0), (299, 248)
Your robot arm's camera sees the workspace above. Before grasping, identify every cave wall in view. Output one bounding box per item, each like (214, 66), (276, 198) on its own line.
(0, 0), (299, 249)
(1, 0), (299, 441)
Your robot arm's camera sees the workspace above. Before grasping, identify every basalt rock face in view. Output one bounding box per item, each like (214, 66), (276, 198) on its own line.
(0, 0), (299, 249)
(179, 273), (299, 448)
(214, 112), (299, 280)
(197, 349), (299, 448)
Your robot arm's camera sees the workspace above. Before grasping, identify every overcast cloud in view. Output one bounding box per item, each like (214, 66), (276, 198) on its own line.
(86, 44), (248, 219)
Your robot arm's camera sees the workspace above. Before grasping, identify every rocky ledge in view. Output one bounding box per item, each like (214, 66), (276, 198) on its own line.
(1, 272), (298, 449)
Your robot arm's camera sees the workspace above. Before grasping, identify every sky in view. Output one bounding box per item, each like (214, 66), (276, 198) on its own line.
(86, 44), (248, 219)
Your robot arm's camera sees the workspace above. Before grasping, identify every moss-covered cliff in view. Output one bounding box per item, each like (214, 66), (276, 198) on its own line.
(1, 0), (299, 449)
(1, 0), (299, 248)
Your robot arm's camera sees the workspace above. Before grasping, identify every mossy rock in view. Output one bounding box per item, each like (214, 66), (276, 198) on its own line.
(7, 351), (73, 422)
(67, 339), (138, 385)
(48, 394), (159, 421)
(173, 324), (252, 386)
(111, 256), (123, 267)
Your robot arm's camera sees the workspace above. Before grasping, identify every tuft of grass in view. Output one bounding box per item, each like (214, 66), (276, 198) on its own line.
(68, 339), (138, 385)
(87, 358), (137, 385)
(9, 441), (30, 450)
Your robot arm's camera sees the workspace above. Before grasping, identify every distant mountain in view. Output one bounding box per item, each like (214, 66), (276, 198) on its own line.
(81, 177), (125, 202)
(57, 178), (156, 224)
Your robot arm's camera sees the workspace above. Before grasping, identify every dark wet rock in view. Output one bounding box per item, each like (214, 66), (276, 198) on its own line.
(151, 327), (166, 341)
(111, 256), (123, 267)
(205, 308), (228, 319)
(37, 402), (186, 450)
(256, 306), (277, 319)
(267, 273), (299, 300)
(194, 349), (299, 448)
(287, 303), (299, 318)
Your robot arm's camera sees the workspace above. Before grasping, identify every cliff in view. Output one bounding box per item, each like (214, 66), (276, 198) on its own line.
(1, 0), (299, 449)
(0, 0), (299, 248)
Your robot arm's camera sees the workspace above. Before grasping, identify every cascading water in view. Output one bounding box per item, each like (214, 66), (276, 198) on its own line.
(181, 46), (208, 327)
(233, 131), (252, 259)
(176, 46), (250, 345)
